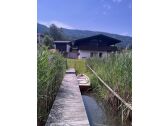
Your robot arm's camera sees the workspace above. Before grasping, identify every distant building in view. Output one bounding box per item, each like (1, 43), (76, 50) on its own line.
(37, 33), (44, 44)
(53, 41), (71, 52)
(53, 41), (71, 57)
(54, 34), (121, 59)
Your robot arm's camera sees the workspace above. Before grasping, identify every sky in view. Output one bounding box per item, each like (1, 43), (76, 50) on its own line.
(38, 0), (132, 36)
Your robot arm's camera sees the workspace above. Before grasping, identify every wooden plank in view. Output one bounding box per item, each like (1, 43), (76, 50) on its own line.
(46, 69), (90, 126)
(87, 65), (132, 110)
(66, 68), (76, 74)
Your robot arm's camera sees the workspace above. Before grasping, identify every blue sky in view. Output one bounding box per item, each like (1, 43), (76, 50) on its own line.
(38, 0), (132, 36)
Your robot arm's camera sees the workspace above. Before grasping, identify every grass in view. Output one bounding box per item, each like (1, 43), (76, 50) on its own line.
(37, 45), (66, 125)
(66, 59), (87, 74)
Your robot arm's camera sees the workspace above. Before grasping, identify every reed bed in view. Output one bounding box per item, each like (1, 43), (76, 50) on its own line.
(37, 45), (66, 125)
(87, 51), (132, 105)
(66, 51), (131, 104)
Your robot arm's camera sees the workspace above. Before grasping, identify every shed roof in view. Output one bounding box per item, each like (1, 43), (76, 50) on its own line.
(53, 41), (71, 44)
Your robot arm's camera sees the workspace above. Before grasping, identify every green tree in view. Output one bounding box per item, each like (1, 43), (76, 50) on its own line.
(43, 35), (54, 49)
(49, 24), (64, 40)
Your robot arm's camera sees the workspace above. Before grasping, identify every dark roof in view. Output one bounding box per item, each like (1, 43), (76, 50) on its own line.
(53, 41), (71, 44)
(74, 34), (121, 46)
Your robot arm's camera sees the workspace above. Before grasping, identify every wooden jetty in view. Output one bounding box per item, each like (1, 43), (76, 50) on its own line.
(45, 68), (90, 126)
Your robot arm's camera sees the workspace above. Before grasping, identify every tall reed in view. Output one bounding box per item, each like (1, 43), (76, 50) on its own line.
(37, 45), (66, 125)
(87, 51), (132, 104)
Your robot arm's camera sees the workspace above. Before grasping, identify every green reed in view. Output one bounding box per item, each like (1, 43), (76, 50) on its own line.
(37, 45), (66, 125)
(87, 51), (132, 103)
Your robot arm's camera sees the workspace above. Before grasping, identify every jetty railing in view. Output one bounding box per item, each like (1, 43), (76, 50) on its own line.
(87, 65), (132, 122)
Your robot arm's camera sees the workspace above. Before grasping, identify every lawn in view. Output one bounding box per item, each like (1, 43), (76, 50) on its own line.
(66, 58), (87, 74)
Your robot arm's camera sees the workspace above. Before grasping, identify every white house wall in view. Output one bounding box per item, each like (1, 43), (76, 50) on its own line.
(66, 44), (71, 52)
(78, 50), (90, 59)
(78, 50), (108, 59)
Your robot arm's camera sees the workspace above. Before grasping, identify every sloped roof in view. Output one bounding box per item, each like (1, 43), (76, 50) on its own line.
(74, 34), (121, 46)
(53, 41), (71, 44)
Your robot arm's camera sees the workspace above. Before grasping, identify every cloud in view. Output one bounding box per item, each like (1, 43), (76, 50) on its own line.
(39, 20), (74, 29)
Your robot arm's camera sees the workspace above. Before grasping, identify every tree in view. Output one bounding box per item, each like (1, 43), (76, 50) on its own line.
(49, 24), (64, 41)
(43, 35), (54, 49)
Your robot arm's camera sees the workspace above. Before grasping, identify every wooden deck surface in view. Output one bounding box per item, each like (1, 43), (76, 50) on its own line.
(45, 68), (90, 126)
(65, 68), (76, 74)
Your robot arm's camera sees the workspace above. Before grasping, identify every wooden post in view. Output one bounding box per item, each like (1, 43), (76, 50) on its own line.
(122, 106), (124, 124)
(66, 58), (68, 69)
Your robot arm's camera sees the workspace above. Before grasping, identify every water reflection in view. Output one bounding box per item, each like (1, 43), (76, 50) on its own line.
(82, 94), (122, 126)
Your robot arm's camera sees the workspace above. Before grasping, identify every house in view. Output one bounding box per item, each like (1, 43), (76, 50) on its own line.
(54, 34), (121, 59)
(71, 34), (121, 59)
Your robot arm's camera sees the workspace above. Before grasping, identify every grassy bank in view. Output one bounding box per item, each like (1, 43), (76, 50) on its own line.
(37, 46), (66, 125)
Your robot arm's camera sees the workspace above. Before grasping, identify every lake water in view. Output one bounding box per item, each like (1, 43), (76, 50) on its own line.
(82, 93), (123, 126)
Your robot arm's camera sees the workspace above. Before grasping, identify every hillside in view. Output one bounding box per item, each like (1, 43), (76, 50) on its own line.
(37, 23), (49, 33)
(37, 23), (132, 48)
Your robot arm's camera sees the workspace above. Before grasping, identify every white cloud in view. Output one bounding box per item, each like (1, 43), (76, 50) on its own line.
(39, 20), (74, 29)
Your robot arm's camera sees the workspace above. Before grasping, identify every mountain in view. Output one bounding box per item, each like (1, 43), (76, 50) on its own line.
(37, 23), (132, 48)
(37, 23), (49, 33)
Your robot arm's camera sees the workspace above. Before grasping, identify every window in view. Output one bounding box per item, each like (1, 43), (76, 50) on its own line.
(99, 52), (102, 58)
(90, 52), (98, 57)
(90, 52), (93, 57)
